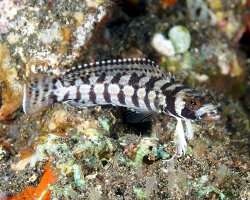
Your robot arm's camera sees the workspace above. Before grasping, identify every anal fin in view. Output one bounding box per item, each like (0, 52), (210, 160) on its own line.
(67, 101), (95, 108)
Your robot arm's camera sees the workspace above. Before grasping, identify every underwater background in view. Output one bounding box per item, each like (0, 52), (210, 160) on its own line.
(0, 0), (249, 199)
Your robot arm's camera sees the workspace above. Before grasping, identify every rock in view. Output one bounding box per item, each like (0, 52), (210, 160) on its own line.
(0, 43), (22, 122)
(0, 0), (108, 75)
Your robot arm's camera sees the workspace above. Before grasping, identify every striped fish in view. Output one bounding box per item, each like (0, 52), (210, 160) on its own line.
(23, 58), (220, 155)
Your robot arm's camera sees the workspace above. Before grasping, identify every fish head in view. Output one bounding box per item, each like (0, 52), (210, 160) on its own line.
(173, 90), (221, 121)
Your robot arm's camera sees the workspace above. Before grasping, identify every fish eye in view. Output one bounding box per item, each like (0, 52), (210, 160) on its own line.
(186, 97), (200, 110)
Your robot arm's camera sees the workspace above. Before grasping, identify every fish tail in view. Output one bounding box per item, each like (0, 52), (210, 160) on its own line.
(23, 74), (60, 116)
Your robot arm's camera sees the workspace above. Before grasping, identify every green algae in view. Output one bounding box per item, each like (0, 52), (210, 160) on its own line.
(184, 146), (192, 156)
(49, 185), (79, 199)
(133, 187), (146, 200)
(98, 117), (110, 134)
(198, 185), (225, 200)
(156, 144), (170, 159)
(129, 137), (159, 168)
(196, 174), (226, 200)
(29, 130), (116, 198)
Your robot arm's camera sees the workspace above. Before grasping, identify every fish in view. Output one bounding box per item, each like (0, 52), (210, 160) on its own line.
(22, 58), (220, 156)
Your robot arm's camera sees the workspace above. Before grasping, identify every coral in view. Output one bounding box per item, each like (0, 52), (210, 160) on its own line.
(151, 33), (175, 57)
(7, 163), (57, 200)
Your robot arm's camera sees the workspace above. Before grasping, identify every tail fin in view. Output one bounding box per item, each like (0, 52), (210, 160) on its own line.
(23, 74), (59, 116)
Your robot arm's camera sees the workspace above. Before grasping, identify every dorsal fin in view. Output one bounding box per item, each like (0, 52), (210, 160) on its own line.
(61, 58), (169, 82)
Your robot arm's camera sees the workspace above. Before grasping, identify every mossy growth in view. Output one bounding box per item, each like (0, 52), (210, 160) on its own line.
(30, 130), (116, 198)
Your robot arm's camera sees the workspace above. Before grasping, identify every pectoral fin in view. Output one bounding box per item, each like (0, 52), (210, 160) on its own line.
(125, 109), (154, 123)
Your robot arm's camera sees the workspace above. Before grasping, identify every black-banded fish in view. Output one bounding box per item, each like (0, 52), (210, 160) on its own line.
(22, 58), (220, 155)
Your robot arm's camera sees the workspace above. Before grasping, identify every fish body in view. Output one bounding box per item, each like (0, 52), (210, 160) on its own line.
(23, 58), (220, 155)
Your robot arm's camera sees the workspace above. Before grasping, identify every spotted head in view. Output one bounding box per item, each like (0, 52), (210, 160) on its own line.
(163, 87), (220, 121)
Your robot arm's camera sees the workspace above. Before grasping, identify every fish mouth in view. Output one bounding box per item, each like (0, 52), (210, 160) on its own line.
(199, 113), (221, 121)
